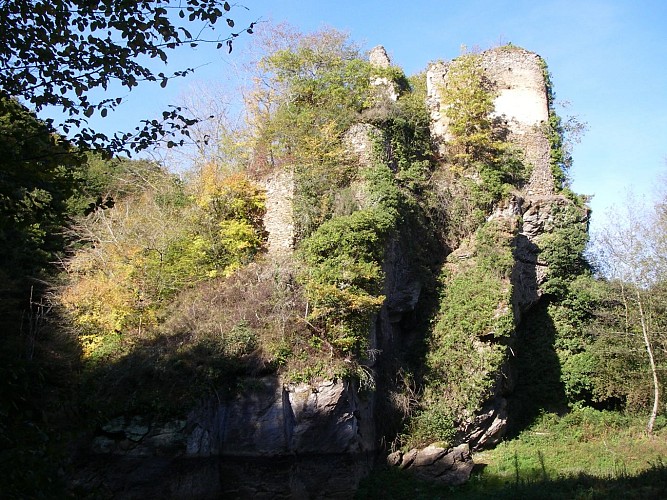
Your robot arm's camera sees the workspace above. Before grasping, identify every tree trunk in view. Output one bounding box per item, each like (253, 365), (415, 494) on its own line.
(637, 290), (659, 436)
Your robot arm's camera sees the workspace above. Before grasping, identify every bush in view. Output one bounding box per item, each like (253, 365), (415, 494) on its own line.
(58, 167), (266, 360)
(299, 207), (397, 353)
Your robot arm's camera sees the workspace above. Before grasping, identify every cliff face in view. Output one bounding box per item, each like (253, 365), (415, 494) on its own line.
(420, 46), (588, 451)
(76, 45), (589, 494)
(76, 378), (375, 497)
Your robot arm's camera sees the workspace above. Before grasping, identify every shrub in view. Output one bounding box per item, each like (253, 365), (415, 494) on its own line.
(58, 167), (266, 360)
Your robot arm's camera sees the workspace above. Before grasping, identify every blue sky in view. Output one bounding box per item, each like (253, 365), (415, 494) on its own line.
(70, 0), (667, 231)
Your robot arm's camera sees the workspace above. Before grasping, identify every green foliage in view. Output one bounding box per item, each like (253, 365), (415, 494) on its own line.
(511, 264), (665, 416)
(377, 71), (434, 177)
(538, 57), (575, 191)
(440, 53), (496, 165)
(359, 408), (667, 499)
(582, 279), (667, 411)
(538, 204), (590, 296)
(68, 153), (169, 215)
(290, 55), (436, 363)
(410, 221), (515, 445)
(432, 52), (527, 245)
(509, 206), (597, 417)
(58, 166), (266, 358)
(69, 258), (309, 420)
(299, 206), (397, 353)
(4, 26), (638, 497)
(0, 0), (252, 154)
(296, 64), (436, 360)
(261, 39), (373, 120)
(0, 96), (83, 300)
(520, 202), (593, 408)
(440, 52), (525, 193)
(0, 96), (88, 492)
(254, 30), (376, 239)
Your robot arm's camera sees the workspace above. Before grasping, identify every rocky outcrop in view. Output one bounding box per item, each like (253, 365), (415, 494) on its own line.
(422, 46), (590, 456)
(387, 443), (474, 485)
(190, 377), (374, 456)
(72, 453), (373, 499)
(461, 391), (511, 449)
(76, 377), (374, 497)
(513, 195), (573, 313)
(77, 44), (588, 496)
(89, 377), (373, 459)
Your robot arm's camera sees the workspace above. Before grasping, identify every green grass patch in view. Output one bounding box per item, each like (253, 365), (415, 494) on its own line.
(358, 408), (667, 499)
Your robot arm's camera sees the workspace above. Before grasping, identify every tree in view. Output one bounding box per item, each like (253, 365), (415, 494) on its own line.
(592, 193), (667, 435)
(59, 161), (266, 354)
(0, 95), (83, 309)
(0, 0), (254, 154)
(440, 51), (497, 168)
(249, 28), (380, 238)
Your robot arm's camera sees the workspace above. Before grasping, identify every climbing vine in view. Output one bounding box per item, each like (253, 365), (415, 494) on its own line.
(409, 219), (516, 446)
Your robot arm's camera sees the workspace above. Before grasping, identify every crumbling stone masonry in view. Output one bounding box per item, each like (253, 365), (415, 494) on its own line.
(426, 46), (554, 197)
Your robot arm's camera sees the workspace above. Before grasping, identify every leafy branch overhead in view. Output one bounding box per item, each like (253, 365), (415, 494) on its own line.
(0, 0), (255, 153)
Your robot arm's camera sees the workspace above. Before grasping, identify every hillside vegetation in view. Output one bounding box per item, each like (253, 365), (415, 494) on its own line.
(2, 26), (667, 497)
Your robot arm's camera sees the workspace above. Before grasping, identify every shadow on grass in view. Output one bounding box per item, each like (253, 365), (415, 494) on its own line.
(356, 458), (667, 499)
(505, 299), (568, 439)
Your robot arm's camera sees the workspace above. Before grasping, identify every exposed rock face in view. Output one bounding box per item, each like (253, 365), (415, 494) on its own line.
(462, 392), (510, 449)
(77, 378), (374, 497)
(460, 192), (588, 451)
(513, 195), (572, 314)
(387, 443), (474, 485)
(188, 378), (375, 456)
(89, 377), (373, 459)
(73, 453), (373, 499)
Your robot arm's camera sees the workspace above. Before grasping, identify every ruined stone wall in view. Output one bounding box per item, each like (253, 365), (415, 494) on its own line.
(262, 169), (295, 255)
(369, 45), (400, 102)
(344, 123), (383, 169)
(426, 47), (554, 196)
(426, 60), (452, 142)
(261, 45), (397, 255)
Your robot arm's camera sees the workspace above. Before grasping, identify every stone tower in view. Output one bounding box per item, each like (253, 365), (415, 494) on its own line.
(426, 46), (554, 196)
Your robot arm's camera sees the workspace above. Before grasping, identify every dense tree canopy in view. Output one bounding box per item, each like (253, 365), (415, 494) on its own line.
(0, 95), (82, 305)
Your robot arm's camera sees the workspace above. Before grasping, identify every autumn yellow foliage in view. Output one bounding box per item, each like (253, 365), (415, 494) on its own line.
(59, 165), (266, 359)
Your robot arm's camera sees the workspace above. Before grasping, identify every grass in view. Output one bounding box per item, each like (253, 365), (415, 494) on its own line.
(356, 407), (667, 499)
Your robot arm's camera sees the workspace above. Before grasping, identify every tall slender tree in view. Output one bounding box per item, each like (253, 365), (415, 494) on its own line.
(593, 192), (667, 435)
